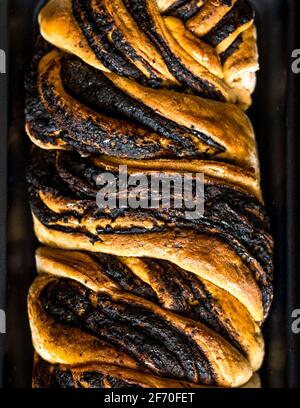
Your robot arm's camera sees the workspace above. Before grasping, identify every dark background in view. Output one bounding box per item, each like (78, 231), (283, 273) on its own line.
(0, 0), (299, 388)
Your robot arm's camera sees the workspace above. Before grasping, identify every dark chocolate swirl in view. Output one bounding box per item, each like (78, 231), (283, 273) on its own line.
(28, 247), (264, 387)
(38, 0), (258, 108)
(25, 0), (272, 389)
(25, 42), (258, 167)
(27, 149), (273, 319)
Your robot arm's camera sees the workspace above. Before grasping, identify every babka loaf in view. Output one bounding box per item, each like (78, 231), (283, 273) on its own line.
(25, 0), (273, 388)
(37, 0), (258, 109)
(32, 354), (262, 388)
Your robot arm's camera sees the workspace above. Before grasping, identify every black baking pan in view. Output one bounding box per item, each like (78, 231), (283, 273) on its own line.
(0, 0), (299, 388)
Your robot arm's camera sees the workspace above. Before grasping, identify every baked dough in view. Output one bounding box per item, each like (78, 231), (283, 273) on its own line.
(25, 0), (273, 389)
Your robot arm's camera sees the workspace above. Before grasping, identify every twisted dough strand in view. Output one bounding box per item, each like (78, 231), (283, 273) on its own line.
(29, 247), (262, 388)
(38, 0), (258, 108)
(26, 0), (273, 388)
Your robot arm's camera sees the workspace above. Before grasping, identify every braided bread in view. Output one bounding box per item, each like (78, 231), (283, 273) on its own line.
(25, 0), (273, 388)
(37, 0), (258, 108)
(32, 354), (262, 389)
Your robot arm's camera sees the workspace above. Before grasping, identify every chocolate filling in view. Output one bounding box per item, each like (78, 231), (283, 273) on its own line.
(40, 278), (215, 384)
(61, 56), (224, 156)
(124, 0), (225, 100)
(89, 253), (158, 303)
(26, 41), (225, 160)
(165, 0), (203, 21)
(220, 34), (243, 65)
(72, 0), (149, 83)
(27, 149), (273, 317)
(71, 0), (225, 100)
(203, 0), (253, 47)
(33, 357), (142, 388)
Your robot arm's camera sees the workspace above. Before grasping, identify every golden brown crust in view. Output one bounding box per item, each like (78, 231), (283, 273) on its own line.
(92, 155), (262, 201)
(105, 71), (259, 172)
(157, 0), (189, 13)
(29, 249), (254, 387)
(39, 0), (108, 73)
(32, 353), (261, 388)
(164, 15), (223, 78)
(34, 247), (264, 371)
(25, 47), (260, 173)
(28, 275), (139, 369)
(38, 0), (258, 109)
(223, 25), (258, 109)
(26, 147), (273, 325)
(32, 353), (204, 388)
(26, 0), (272, 389)
(39, 0), (233, 101)
(186, 0), (239, 37)
(97, 0), (177, 83)
(32, 215), (263, 323)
